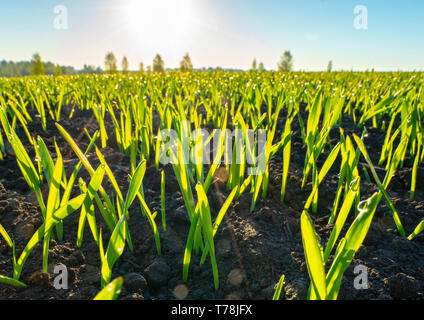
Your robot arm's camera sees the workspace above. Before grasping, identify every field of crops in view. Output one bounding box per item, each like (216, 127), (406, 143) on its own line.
(0, 71), (424, 300)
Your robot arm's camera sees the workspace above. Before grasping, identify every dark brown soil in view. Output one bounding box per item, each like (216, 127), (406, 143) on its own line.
(1, 105), (424, 300)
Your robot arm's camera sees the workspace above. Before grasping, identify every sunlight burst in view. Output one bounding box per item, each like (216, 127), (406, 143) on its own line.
(122, 0), (194, 49)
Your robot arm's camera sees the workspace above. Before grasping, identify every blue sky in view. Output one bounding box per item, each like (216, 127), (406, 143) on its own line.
(0, 0), (423, 71)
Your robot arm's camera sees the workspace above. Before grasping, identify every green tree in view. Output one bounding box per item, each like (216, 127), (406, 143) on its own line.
(179, 53), (193, 72)
(30, 53), (45, 76)
(251, 58), (257, 71)
(258, 62), (265, 72)
(105, 52), (118, 74)
(80, 64), (103, 75)
(327, 60), (333, 72)
(139, 62), (145, 73)
(54, 64), (63, 76)
(153, 54), (165, 73)
(121, 56), (129, 73)
(277, 51), (293, 72)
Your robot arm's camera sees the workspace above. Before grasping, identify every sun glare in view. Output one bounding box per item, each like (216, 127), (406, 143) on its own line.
(123, 0), (194, 49)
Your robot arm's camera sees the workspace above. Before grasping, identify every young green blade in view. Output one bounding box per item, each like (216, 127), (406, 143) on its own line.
(98, 228), (107, 269)
(353, 134), (405, 236)
(37, 137), (54, 184)
(0, 129), (4, 161)
(13, 194), (86, 280)
(250, 174), (263, 212)
(281, 123), (292, 203)
(183, 203), (201, 283)
(95, 147), (124, 204)
(124, 160), (146, 214)
(1, 114), (44, 214)
(301, 210), (327, 300)
(55, 123), (95, 175)
(161, 170), (166, 231)
(236, 175), (252, 199)
(0, 223), (13, 248)
(204, 129), (225, 194)
(56, 123), (117, 227)
(101, 214), (127, 287)
(61, 130), (100, 206)
(325, 193), (381, 299)
(42, 147), (63, 272)
(0, 101), (11, 135)
(324, 178), (360, 262)
(410, 139), (421, 200)
(272, 274), (285, 301)
(318, 143), (341, 185)
(77, 165), (106, 247)
(138, 193), (161, 255)
(200, 186), (239, 265)
(408, 220), (424, 240)
(195, 183), (219, 291)
(76, 181), (90, 248)
(0, 275), (27, 288)
(308, 142), (341, 214)
(93, 277), (123, 300)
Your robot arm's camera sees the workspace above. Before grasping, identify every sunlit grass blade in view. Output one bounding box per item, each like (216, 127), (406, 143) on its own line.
(13, 194), (86, 280)
(408, 220), (424, 240)
(77, 165), (106, 247)
(0, 275), (27, 288)
(301, 210), (327, 300)
(42, 146), (63, 271)
(0, 223), (13, 248)
(124, 160), (146, 214)
(183, 204), (200, 283)
(93, 277), (123, 300)
(272, 274), (285, 301)
(200, 186), (239, 265)
(138, 194), (161, 255)
(323, 178), (360, 262)
(353, 134), (405, 236)
(195, 183), (219, 290)
(101, 214), (127, 287)
(56, 123), (117, 226)
(161, 170), (166, 231)
(281, 122), (292, 203)
(325, 193), (380, 299)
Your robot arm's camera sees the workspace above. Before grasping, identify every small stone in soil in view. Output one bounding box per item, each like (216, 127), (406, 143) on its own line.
(16, 223), (35, 239)
(173, 283), (189, 299)
(227, 268), (245, 286)
(123, 273), (149, 293)
(387, 273), (419, 299)
(83, 264), (100, 285)
(392, 237), (418, 251)
(143, 258), (171, 289)
(67, 250), (85, 267)
(28, 270), (51, 287)
(0, 200), (8, 211)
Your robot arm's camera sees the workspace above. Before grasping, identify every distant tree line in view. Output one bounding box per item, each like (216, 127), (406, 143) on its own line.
(0, 59), (77, 77)
(0, 53), (103, 77)
(1, 50), (336, 77)
(252, 51), (335, 72)
(104, 52), (194, 74)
